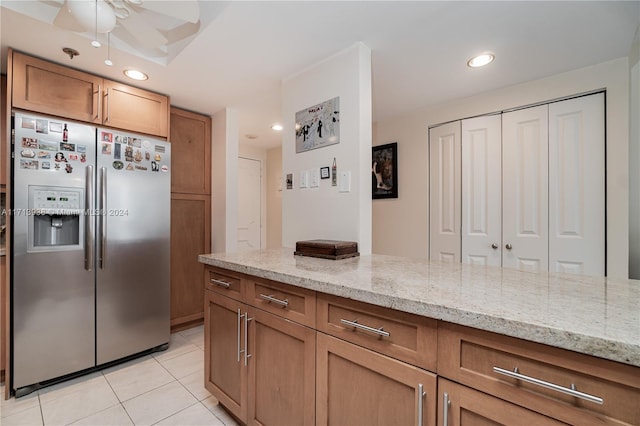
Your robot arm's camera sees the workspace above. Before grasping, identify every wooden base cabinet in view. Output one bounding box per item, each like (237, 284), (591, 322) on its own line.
(437, 379), (564, 426)
(316, 333), (436, 426)
(205, 290), (316, 425)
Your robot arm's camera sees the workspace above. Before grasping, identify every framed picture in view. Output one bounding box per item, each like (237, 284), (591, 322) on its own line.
(372, 142), (398, 199)
(320, 166), (330, 179)
(295, 97), (340, 153)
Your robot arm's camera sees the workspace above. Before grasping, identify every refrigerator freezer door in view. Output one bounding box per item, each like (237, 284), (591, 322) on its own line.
(95, 129), (170, 364)
(12, 112), (97, 389)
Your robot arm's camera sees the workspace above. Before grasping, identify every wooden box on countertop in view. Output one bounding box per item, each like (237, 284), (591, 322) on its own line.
(294, 240), (359, 260)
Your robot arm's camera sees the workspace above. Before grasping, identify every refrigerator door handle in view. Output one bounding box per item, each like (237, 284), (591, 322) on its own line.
(99, 166), (107, 269)
(85, 165), (95, 271)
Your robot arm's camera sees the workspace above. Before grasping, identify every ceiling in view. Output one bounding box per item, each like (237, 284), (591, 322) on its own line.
(1, 1), (639, 150)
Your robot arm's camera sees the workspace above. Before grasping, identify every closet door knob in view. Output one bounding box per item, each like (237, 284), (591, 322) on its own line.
(505, 243), (513, 250)
(491, 243), (499, 249)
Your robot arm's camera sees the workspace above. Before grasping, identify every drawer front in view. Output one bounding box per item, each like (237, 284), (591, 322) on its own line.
(317, 294), (437, 371)
(246, 278), (316, 327)
(438, 322), (640, 425)
(205, 267), (243, 300)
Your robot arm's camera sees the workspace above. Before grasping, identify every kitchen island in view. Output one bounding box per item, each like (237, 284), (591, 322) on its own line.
(199, 249), (639, 425)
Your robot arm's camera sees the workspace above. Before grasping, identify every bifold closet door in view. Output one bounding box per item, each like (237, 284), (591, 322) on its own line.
(548, 93), (605, 276)
(429, 121), (461, 262)
(502, 105), (549, 272)
(461, 115), (502, 267)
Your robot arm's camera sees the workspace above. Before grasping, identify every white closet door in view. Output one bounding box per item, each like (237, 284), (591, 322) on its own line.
(429, 121), (461, 262)
(502, 105), (549, 272)
(461, 115), (502, 266)
(549, 93), (605, 276)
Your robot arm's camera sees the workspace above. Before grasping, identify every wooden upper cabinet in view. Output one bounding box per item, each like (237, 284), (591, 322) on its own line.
(11, 51), (169, 138)
(103, 80), (168, 138)
(170, 107), (211, 194)
(12, 51), (102, 124)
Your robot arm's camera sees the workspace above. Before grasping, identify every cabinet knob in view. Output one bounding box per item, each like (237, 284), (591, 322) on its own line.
(491, 243), (499, 250)
(505, 243), (513, 250)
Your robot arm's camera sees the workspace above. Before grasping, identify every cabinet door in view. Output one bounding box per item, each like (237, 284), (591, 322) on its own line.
(170, 107), (211, 194)
(247, 308), (316, 426)
(438, 379), (564, 426)
(205, 291), (247, 422)
(1, 74), (7, 186)
(429, 121), (461, 263)
(171, 194), (211, 328)
(461, 115), (502, 267)
(12, 51), (101, 124)
(317, 333), (436, 426)
(502, 105), (549, 272)
(102, 80), (169, 137)
(548, 93), (605, 276)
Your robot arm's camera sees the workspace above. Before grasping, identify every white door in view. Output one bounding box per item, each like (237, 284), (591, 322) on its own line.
(237, 157), (262, 251)
(502, 105), (549, 272)
(429, 121), (461, 262)
(548, 93), (605, 276)
(461, 115), (502, 266)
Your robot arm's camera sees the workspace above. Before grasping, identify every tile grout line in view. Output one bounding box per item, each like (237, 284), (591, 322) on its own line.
(101, 370), (136, 426)
(37, 390), (45, 426)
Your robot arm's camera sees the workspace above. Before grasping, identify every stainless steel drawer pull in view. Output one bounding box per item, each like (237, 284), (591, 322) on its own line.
(210, 278), (231, 288)
(442, 392), (450, 426)
(492, 366), (604, 405)
(259, 294), (289, 307)
(340, 319), (391, 337)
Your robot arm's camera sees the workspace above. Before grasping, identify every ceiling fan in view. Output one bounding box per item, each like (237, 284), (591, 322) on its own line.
(53, 0), (201, 50)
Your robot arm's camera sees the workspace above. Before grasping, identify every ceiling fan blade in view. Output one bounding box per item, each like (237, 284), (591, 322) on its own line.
(53, 1), (86, 32)
(119, 12), (168, 48)
(138, 0), (200, 23)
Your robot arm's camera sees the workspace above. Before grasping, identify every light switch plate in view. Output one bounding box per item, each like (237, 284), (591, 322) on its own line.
(339, 171), (351, 192)
(309, 169), (320, 188)
(299, 170), (309, 188)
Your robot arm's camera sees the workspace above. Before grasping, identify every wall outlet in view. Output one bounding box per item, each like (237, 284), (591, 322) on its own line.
(339, 171), (351, 192)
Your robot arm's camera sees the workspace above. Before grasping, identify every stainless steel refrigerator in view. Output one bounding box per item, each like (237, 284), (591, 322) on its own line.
(11, 111), (171, 396)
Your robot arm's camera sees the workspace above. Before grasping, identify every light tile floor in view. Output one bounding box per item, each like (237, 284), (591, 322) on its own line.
(0, 325), (239, 426)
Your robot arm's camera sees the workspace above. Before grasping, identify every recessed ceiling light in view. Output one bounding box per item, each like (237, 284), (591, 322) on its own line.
(467, 53), (495, 68)
(123, 69), (148, 81)
(245, 134), (258, 140)
(271, 123), (283, 131)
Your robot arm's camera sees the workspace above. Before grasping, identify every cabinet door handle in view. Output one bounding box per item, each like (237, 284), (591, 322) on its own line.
(259, 293), (289, 307)
(505, 243), (513, 250)
(340, 319), (390, 337)
(417, 384), (426, 426)
(237, 309), (243, 362)
(95, 84), (101, 121)
(442, 392), (450, 426)
(244, 312), (253, 366)
(491, 243), (499, 249)
(492, 366), (604, 405)
(210, 278), (231, 288)
(104, 87), (111, 123)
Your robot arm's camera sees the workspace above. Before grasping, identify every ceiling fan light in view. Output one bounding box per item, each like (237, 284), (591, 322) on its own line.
(91, 39), (101, 48)
(68, 0), (116, 33)
(104, 59), (113, 66)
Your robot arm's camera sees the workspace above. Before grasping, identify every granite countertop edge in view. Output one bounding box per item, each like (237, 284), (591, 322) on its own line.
(198, 253), (640, 368)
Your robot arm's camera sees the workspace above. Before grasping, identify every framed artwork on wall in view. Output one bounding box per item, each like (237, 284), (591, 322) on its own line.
(372, 142), (398, 199)
(295, 97), (340, 153)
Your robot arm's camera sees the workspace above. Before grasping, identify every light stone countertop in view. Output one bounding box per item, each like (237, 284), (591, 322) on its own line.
(199, 248), (640, 368)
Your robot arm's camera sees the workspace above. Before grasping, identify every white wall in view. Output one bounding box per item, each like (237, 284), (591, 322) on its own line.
(373, 57), (630, 278)
(211, 108), (239, 253)
(282, 43), (372, 253)
(266, 146), (283, 249)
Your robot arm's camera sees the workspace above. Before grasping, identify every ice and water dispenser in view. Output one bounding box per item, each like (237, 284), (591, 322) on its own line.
(28, 186), (83, 251)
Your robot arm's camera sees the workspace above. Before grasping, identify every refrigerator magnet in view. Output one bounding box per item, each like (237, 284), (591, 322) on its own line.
(135, 165), (148, 171)
(60, 142), (75, 151)
(49, 122), (63, 133)
(42, 161), (51, 170)
(113, 161), (124, 170)
(161, 165), (169, 173)
(142, 140), (151, 149)
(77, 145), (87, 153)
(21, 118), (36, 129)
(36, 119), (48, 134)
(69, 154), (79, 161)
(20, 159), (39, 170)
(124, 146), (133, 162)
(151, 161), (159, 172)
(133, 149), (143, 163)
(22, 137), (38, 148)
(37, 151), (51, 159)
(65, 164), (73, 173)
(126, 163), (134, 171)
(54, 152), (67, 162)
(145, 151), (150, 161)
(101, 132), (113, 142)
(114, 143), (121, 160)
(80, 153), (87, 163)
(154, 145), (165, 153)
(101, 143), (112, 155)
(20, 149), (36, 158)
(38, 141), (58, 151)
(154, 154), (162, 161)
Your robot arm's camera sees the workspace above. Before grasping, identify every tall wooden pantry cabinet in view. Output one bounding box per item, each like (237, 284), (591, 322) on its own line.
(170, 107), (212, 330)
